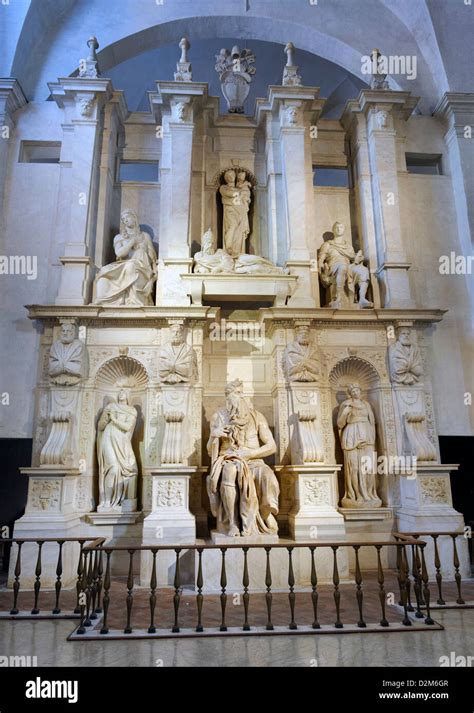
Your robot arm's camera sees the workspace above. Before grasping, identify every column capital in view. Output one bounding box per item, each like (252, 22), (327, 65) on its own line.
(342, 89), (418, 127)
(434, 92), (474, 130)
(255, 84), (324, 128)
(47, 77), (114, 115)
(149, 81), (208, 124)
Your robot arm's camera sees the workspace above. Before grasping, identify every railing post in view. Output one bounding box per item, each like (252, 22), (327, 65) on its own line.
(419, 543), (435, 625)
(100, 550), (111, 635)
(74, 541), (85, 614)
(172, 548), (182, 633)
(219, 547), (227, 632)
(354, 545), (366, 628)
(451, 534), (465, 605)
(265, 547), (273, 631)
(376, 545), (389, 627)
(332, 545), (343, 629)
(124, 550), (135, 634)
(310, 546), (320, 630)
(196, 547), (204, 633)
(242, 547), (250, 631)
(432, 535), (445, 606)
(287, 546), (297, 630)
(31, 541), (43, 615)
(396, 544), (411, 626)
(10, 541), (23, 615)
(52, 540), (64, 614)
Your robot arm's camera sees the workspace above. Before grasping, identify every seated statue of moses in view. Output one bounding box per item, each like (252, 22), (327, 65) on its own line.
(207, 379), (280, 537)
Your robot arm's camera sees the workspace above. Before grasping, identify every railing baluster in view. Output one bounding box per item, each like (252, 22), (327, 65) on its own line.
(219, 547), (227, 632)
(397, 544), (411, 626)
(74, 541), (85, 614)
(354, 545), (365, 628)
(432, 535), (445, 605)
(124, 549), (135, 634)
(196, 547), (204, 633)
(242, 547), (250, 631)
(452, 535), (465, 605)
(310, 546), (320, 629)
(83, 547), (94, 627)
(287, 546), (297, 630)
(10, 541), (22, 615)
(31, 541), (43, 615)
(95, 549), (104, 614)
(77, 550), (89, 635)
(89, 549), (99, 620)
(265, 547), (273, 631)
(100, 550), (111, 635)
(332, 545), (342, 629)
(411, 541), (424, 618)
(376, 545), (389, 627)
(52, 540), (64, 614)
(172, 548), (182, 633)
(419, 544), (434, 625)
(148, 548), (158, 634)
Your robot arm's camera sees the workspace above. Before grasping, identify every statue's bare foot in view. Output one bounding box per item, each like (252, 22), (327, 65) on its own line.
(358, 298), (374, 309)
(228, 525), (240, 537)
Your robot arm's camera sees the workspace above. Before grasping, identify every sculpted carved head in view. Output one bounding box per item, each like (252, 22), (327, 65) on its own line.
(398, 327), (413, 347)
(332, 221), (345, 238)
(296, 326), (310, 345)
(117, 388), (129, 404)
(236, 170), (247, 185)
(170, 323), (185, 346)
(223, 170), (236, 186)
(347, 382), (362, 399)
(59, 322), (77, 344)
(120, 209), (139, 233)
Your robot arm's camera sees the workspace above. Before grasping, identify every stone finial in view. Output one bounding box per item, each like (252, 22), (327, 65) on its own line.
(282, 42), (302, 87)
(369, 48), (389, 90)
(175, 37), (193, 82)
(79, 36), (100, 78)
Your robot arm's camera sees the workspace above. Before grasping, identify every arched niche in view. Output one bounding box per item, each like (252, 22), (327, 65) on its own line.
(93, 356), (149, 508)
(329, 356), (388, 506)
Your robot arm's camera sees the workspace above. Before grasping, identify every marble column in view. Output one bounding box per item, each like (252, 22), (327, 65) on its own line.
(0, 80), (27, 231)
(434, 93), (474, 313)
(343, 91), (418, 308)
(48, 77), (113, 305)
(150, 82), (208, 305)
(257, 86), (324, 307)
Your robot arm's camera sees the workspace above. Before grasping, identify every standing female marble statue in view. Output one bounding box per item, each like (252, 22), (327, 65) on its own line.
(337, 383), (381, 508)
(93, 209), (157, 306)
(220, 170), (252, 257)
(97, 388), (138, 512)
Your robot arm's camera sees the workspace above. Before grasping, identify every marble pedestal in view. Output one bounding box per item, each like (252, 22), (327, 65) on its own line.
(181, 274), (297, 306)
(278, 465), (346, 540)
(339, 507), (396, 572)
(396, 464), (470, 578)
(140, 466), (197, 586)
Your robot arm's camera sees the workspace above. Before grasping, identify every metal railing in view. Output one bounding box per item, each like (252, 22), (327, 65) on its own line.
(394, 531), (473, 610)
(68, 538), (442, 639)
(0, 538), (106, 619)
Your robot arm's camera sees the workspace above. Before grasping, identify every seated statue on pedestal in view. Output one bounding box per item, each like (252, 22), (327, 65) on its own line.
(48, 321), (87, 386)
(97, 388), (138, 512)
(337, 383), (381, 509)
(318, 222), (373, 309)
(207, 379), (280, 537)
(93, 209), (157, 306)
(193, 229), (235, 273)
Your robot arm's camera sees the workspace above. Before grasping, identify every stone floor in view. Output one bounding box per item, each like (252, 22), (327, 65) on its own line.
(0, 608), (472, 666)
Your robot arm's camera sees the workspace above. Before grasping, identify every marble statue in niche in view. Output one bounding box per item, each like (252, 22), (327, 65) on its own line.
(97, 388), (138, 512)
(215, 46), (256, 113)
(389, 328), (424, 385)
(48, 321), (87, 386)
(159, 323), (197, 384)
(219, 169), (252, 257)
(93, 209), (157, 306)
(207, 379), (280, 537)
(193, 229), (235, 273)
(283, 326), (319, 382)
(318, 222), (373, 309)
(337, 383), (382, 508)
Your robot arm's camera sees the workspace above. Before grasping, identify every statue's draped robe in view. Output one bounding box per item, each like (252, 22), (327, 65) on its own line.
(94, 233), (156, 306)
(194, 249), (234, 273)
(337, 399), (379, 504)
(234, 254), (285, 274)
(389, 343), (423, 385)
(207, 407), (279, 535)
(48, 339), (86, 384)
(220, 184), (250, 258)
(284, 342), (319, 382)
(97, 403), (138, 509)
(159, 343), (196, 383)
(319, 240), (356, 287)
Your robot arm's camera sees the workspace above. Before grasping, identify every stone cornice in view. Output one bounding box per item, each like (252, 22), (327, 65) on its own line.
(0, 78), (27, 117)
(260, 308), (447, 325)
(25, 305), (219, 323)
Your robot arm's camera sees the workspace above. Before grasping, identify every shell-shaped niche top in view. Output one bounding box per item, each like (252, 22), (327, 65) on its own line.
(329, 356), (380, 391)
(95, 355), (148, 390)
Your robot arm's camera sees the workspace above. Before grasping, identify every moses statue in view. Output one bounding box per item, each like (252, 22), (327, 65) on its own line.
(93, 209), (157, 306)
(207, 379), (280, 537)
(97, 389), (138, 512)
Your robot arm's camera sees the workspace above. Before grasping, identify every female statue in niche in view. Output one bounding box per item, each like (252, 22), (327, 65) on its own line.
(337, 382), (381, 509)
(93, 209), (157, 306)
(97, 388), (138, 512)
(219, 169), (252, 257)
